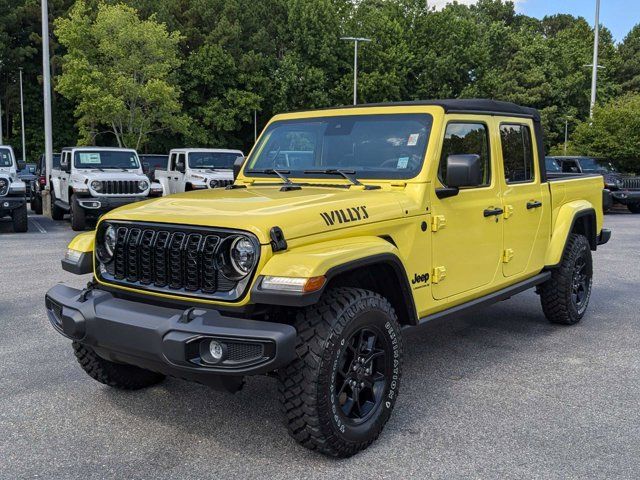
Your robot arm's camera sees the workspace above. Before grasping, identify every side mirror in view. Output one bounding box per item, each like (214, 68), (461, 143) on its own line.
(233, 156), (245, 180)
(436, 154), (482, 199)
(175, 159), (185, 173)
(60, 156), (70, 173)
(17, 160), (26, 171)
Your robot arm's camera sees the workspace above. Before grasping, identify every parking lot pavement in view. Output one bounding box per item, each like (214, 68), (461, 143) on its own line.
(1, 208), (639, 479)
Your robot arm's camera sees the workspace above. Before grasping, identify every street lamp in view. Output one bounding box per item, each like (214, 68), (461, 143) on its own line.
(589, 0), (601, 118)
(340, 36), (371, 105)
(41, 0), (54, 216)
(19, 67), (26, 163)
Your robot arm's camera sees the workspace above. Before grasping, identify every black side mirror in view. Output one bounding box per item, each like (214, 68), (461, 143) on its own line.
(233, 156), (245, 180)
(436, 154), (482, 199)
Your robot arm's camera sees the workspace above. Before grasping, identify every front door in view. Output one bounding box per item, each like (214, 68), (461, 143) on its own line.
(431, 120), (503, 300)
(499, 123), (546, 277)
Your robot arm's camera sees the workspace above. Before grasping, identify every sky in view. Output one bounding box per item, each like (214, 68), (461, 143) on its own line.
(429, 0), (638, 42)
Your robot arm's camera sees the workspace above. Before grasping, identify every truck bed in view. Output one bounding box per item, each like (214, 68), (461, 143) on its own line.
(548, 174), (604, 234)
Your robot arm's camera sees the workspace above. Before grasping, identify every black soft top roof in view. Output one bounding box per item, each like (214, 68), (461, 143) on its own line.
(323, 99), (540, 121)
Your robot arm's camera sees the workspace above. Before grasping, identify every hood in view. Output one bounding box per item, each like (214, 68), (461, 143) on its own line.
(103, 185), (406, 244)
(72, 170), (146, 181)
(189, 169), (234, 180)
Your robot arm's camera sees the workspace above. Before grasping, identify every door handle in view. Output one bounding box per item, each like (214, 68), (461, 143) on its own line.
(527, 201), (543, 209)
(483, 207), (504, 217)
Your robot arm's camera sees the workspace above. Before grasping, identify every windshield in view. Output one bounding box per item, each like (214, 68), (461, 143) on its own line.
(188, 152), (239, 169)
(246, 114), (433, 180)
(578, 157), (617, 173)
(74, 150), (140, 169)
(0, 148), (14, 167)
(545, 157), (561, 172)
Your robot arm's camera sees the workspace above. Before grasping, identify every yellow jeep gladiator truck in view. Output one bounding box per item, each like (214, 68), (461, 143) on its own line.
(46, 100), (610, 457)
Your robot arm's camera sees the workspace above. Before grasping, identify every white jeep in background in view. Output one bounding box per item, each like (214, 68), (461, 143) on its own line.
(154, 148), (243, 195)
(50, 147), (162, 231)
(0, 145), (28, 232)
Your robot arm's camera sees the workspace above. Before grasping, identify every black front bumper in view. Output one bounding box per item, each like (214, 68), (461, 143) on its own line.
(75, 195), (147, 214)
(0, 195), (26, 212)
(45, 284), (297, 384)
(610, 190), (640, 205)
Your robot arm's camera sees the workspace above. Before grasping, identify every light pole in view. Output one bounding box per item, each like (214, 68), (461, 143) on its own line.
(340, 36), (371, 105)
(41, 0), (54, 216)
(19, 67), (26, 163)
(589, 0), (601, 118)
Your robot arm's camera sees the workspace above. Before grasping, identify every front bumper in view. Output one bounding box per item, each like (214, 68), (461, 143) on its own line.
(0, 196), (26, 212)
(45, 284), (297, 382)
(610, 190), (640, 205)
(75, 195), (148, 213)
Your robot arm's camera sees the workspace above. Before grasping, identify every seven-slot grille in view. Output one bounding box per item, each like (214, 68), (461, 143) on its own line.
(622, 177), (640, 190)
(97, 180), (141, 195)
(100, 223), (246, 298)
(211, 179), (233, 188)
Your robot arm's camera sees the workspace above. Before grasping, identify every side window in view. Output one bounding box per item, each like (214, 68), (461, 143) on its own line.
(177, 153), (186, 169)
(500, 124), (535, 183)
(439, 122), (490, 187)
(562, 160), (579, 173)
(169, 153), (177, 171)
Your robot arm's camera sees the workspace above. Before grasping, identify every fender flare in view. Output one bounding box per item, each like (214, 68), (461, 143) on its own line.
(545, 202), (596, 267)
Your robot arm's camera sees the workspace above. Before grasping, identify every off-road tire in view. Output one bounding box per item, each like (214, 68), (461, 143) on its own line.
(73, 342), (165, 390)
(627, 203), (640, 214)
(11, 204), (28, 232)
(50, 190), (65, 220)
(540, 233), (593, 325)
(31, 195), (43, 214)
(70, 194), (87, 231)
(278, 287), (403, 458)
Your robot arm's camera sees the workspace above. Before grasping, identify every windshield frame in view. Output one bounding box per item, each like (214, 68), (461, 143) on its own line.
(244, 113), (434, 181)
(73, 150), (141, 170)
(577, 157), (617, 173)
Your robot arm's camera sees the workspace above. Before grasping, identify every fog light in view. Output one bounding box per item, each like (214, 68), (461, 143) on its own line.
(3, 201), (8, 208)
(209, 340), (224, 361)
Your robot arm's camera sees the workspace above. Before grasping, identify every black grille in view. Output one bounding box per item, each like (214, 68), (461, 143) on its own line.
(97, 222), (256, 300)
(99, 180), (140, 194)
(226, 342), (264, 362)
(211, 179), (233, 188)
(622, 177), (640, 190)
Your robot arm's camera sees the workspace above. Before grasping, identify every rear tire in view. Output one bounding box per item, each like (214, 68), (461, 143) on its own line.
(540, 233), (593, 325)
(73, 342), (165, 390)
(50, 190), (65, 220)
(278, 287), (403, 457)
(32, 195), (43, 214)
(11, 204), (28, 232)
(70, 194), (87, 231)
(627, 203), (640, 214)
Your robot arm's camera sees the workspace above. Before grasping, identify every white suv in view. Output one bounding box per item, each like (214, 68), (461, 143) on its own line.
(0, 145), (28, 232)
(50, 147), (162, 230)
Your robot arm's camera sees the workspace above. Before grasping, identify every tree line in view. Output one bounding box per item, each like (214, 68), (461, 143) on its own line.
(1, 0), (639, 170)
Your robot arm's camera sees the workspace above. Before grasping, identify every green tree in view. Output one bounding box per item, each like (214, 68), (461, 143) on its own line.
(54, 1), (187, 149)
(615, 24), (640, 93)
(572, 93), (640, 172)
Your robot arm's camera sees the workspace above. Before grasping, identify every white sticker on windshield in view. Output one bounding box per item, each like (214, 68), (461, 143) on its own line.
(79, 153), (101, 164)
(407, 133), (420, 146)
(397, 156), (409, 169)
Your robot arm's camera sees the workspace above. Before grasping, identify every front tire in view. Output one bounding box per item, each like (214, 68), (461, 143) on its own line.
(31, 195), (43, 214)
(11, 204), (28, 232)
(278, 287), (403, 457)
(70, 194), (87, 231)
(73, 342), (165, 390)
(540, 233), (593, 325)
(50, 190), (65, 220)
(627, 203), (640, 214)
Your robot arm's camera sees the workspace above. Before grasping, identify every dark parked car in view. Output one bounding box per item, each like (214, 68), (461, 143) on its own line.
(30, 153), (61, 214)
(139, 154), (168, 182)
(18, 163), (37, 196)
(550, 156), (639, 213)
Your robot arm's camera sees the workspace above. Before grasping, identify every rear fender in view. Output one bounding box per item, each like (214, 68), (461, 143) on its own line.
(545, 201), (596, 267)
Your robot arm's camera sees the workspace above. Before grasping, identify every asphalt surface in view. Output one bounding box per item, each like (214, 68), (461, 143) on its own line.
(0, 207), (638, 479)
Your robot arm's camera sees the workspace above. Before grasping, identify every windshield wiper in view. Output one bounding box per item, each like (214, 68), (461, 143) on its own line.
(303, 169), (380, 190)
(246, 169), (301, 191)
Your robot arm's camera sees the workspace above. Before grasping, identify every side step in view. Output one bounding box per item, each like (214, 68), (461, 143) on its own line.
(416, 271), (551, 326)
(54, 200), (71, 212)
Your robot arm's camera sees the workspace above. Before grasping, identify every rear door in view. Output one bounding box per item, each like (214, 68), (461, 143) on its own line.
(498, 121), (548, 277)
(430, 118), (503, 300)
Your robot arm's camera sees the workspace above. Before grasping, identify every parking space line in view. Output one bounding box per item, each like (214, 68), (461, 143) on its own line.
(29, 218), (47, 234)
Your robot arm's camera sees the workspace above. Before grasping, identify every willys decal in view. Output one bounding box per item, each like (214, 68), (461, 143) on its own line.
(320, 206), (369, 226)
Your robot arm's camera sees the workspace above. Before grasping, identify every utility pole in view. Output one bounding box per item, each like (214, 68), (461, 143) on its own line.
(340, 37), (371, 105)
(0, 89), (3, 145)
(254, 109), (257, 143)
(589, 0), (600, 118)
(41, 0), (54, 217)
(19, 67), (26, 163)
(564, 118), (569, 156)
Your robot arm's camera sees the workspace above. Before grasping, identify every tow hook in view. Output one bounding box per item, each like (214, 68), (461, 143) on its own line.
(78, 280), (97, 303)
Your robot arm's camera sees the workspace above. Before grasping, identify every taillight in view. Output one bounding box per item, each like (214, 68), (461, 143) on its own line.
(39, 176), (46, 186)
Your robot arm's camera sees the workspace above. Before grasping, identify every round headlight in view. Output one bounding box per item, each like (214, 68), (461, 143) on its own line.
(138, 180), (149, 191)
(209, 179), (218, 188)
(97, 224), (117, 263)
(91, 180), (102, 192)
(217, 236), (257, 280)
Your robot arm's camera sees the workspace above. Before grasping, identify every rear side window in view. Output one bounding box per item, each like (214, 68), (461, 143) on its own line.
(500, 124), (534, 183)
(439, 122), (491, 187)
